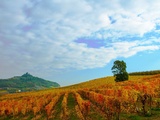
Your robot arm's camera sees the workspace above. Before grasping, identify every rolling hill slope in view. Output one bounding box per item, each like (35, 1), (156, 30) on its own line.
(62, 70), (160, 89)
(0, 74), (160, 120)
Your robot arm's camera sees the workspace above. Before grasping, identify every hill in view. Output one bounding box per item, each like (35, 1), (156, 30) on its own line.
(61, 75), (146, 89)
(62, 70), (160, 89)
(0, 72), (60, 93)
(0, 74), (160, 120)
(129, 70), (160, 75)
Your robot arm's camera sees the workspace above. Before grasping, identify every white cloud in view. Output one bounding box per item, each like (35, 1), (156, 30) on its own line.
(111, 15), (155, 36)
(99, 13), (111, 27)
(0, 0), (160, 78)
(110, 41), (160, 58)
(0, 0), (29, 31)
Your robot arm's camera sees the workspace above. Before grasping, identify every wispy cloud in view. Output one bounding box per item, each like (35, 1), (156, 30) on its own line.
(0, 0), (160, 78)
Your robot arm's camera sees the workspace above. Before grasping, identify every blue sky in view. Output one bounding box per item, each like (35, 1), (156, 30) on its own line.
(0, 0), (160, 86)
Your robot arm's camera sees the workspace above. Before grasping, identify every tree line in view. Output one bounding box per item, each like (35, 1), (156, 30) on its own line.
(129, 70), (160, 76)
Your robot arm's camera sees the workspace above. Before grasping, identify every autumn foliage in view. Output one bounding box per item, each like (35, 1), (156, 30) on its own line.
(0, 74), (160, 119)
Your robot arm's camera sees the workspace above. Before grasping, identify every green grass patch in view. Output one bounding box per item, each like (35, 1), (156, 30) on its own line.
(52, 94), (64, 120)
(67, 93), (79, 120)
(129, 115), (141, 120)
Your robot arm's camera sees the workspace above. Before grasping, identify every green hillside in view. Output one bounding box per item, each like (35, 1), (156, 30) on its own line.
(0, 73), (60, 93)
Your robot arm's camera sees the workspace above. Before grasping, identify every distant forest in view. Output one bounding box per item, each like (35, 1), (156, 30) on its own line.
(129, 70), (160, 76)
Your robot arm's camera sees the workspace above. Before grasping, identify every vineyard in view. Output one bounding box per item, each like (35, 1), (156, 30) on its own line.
(0, 75), (160, 120)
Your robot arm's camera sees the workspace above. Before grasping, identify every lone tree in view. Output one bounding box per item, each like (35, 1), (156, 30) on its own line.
(111, 60), (129, 82)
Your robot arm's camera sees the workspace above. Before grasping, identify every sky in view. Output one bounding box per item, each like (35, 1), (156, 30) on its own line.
(0, 0), (160, 86)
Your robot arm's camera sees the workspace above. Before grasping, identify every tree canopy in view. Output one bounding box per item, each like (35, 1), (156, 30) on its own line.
(111, 60), (128, 82)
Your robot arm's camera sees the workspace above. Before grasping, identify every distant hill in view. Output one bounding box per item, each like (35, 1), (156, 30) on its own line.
(0, 72), (60, 93)
(129, 70), (160, 76)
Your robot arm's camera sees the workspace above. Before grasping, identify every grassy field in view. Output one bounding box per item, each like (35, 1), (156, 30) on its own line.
(0, 75), (160, 120)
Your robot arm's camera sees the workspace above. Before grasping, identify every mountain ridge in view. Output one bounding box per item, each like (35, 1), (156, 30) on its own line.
(0, 72), (60, 93)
